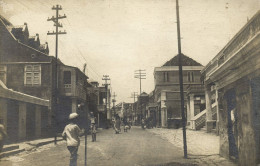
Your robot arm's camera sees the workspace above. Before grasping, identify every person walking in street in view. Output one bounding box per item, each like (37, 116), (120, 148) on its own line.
(114, 114), (121, 134)
(91, 123), (97, 142)
(0, 122), (7, 152)
(62, 113), (81, 166)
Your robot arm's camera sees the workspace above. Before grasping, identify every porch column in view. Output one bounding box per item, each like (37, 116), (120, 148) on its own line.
(35, 105), (41, 138)
(98, 113), (100, 128)
(72, 98), (77, 113)
(18, 102), (26, 140)
(186, 98), (190, 124)
(0, 98), (8, 128)
(148, 108), (151, 118)
(205, 85), (214, 132)
(190, 94), (195, 119)
(161, 101), (167, 128)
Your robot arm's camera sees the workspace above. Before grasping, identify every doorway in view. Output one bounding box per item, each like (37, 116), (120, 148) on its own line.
(225, 89), (238, 160)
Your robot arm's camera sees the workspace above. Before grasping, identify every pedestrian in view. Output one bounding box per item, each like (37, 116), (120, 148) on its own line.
(62, 113), (81, 166)
(0, 122), (7, 152)
(114, 114), (121, 134)
(91, 124), (97, 142)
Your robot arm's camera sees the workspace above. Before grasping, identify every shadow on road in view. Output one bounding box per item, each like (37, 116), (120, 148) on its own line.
(145, 162), (197, 166)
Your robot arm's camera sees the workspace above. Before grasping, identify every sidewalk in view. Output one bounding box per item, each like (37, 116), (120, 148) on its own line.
(147, 127), (237, 166)
(0, 137), (64, 159)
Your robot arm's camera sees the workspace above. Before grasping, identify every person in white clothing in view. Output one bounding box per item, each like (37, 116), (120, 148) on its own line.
(62, 113), (81, 166)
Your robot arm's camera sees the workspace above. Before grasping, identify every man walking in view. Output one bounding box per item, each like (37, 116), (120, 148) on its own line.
(62, 113), (81, 166)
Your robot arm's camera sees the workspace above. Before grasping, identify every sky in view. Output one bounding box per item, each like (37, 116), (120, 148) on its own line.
(0, 0), (259, 103)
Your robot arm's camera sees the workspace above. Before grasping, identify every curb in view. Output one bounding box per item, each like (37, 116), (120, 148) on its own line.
(0, 138), (64, 159)
(0, 148), (25, 158)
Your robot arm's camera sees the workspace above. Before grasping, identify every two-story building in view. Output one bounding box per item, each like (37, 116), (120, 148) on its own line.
(0, 15), (89, 133)
(154, 54), (204, 128)
(201, 10), (260, 166)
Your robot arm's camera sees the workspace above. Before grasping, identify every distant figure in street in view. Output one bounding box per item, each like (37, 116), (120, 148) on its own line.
(0, 123), (7, 152)
(90, 112), (96, 125)
(62, 113), (81, 166)
(91, 124), (97, 142)
(141, 118), (146, 129)
(114, 114), (121, 134)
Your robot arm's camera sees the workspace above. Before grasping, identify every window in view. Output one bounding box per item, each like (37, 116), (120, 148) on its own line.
(187, 72), (194, 82)
(163, 72), (169, 82)
(0, 65), (7, 84)
(64, 71), (71, 84)
(24, 65), (41, 85)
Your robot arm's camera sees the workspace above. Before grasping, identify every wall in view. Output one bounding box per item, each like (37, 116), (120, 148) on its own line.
(219, 78), (259, 166)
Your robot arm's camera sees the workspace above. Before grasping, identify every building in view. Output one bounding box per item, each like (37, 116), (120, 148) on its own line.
(0, 15), (89, 133)
(0, 80), (49, 142)
(154, 54), (204, 128)
(88, 83), (111, 128)
(57, 65), (88, 131)
(201, 11), (260, 165)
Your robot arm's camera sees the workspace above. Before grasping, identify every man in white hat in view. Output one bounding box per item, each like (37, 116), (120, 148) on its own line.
(62, 113), (81, 166)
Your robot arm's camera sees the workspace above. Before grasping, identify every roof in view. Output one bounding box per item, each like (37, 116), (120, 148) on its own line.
(0, 80), (49, 106)
(201, 10), (260, 74)
(163, 54), (202, 66)
(0, 15), (12, 26)
(140, 92), (148, 96)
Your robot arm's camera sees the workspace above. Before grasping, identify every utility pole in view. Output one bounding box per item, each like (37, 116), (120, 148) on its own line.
(47, 4), (66, 145)
(130, 92), (138, 125)
(102, 75), (110, 123)
(134, 69), (146, 122)
(112, 92), (117, 117)
(175, 0), (188, 158)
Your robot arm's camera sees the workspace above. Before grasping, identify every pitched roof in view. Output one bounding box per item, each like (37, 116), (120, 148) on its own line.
(163, 54), (202, 66)
(0, 15), (12, 26)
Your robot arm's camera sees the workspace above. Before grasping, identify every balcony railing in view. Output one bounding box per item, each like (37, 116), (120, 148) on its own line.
(187, 84), (204, 94)
(64, 84), (72, 94)
(97, 105), (106, 112)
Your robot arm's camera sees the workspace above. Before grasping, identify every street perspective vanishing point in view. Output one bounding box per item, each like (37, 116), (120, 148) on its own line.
(0, 0), (260, 166)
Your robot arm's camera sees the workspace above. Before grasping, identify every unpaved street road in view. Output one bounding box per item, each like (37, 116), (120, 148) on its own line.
(1, 127), (196, 166)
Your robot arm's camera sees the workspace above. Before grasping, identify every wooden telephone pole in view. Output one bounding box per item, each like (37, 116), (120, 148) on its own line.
(47, 4), (66, 145)
(112, 92), (117, 117)
(134, 69), (146, 121)
(102, 75), (110, 120)
(176, 0), (188, 158)
(131, 92), (138, 124)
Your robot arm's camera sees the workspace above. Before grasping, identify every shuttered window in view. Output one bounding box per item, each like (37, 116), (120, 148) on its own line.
(24, 65), (41, 85)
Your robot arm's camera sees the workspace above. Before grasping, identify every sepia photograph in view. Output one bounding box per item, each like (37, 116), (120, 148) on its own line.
(0, 0), (260, 165)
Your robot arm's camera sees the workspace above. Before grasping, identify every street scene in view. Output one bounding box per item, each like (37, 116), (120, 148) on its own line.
(0, 0), (260, 166)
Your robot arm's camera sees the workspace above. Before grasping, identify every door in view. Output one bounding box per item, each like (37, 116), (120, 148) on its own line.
(225, 89), (238, 160)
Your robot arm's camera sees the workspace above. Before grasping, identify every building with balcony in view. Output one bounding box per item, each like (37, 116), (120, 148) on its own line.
(201, 10), (260, 165)
(154, 54), (204, 128)
(57, 65), (88, 130)
(88, 84), (111, 128)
